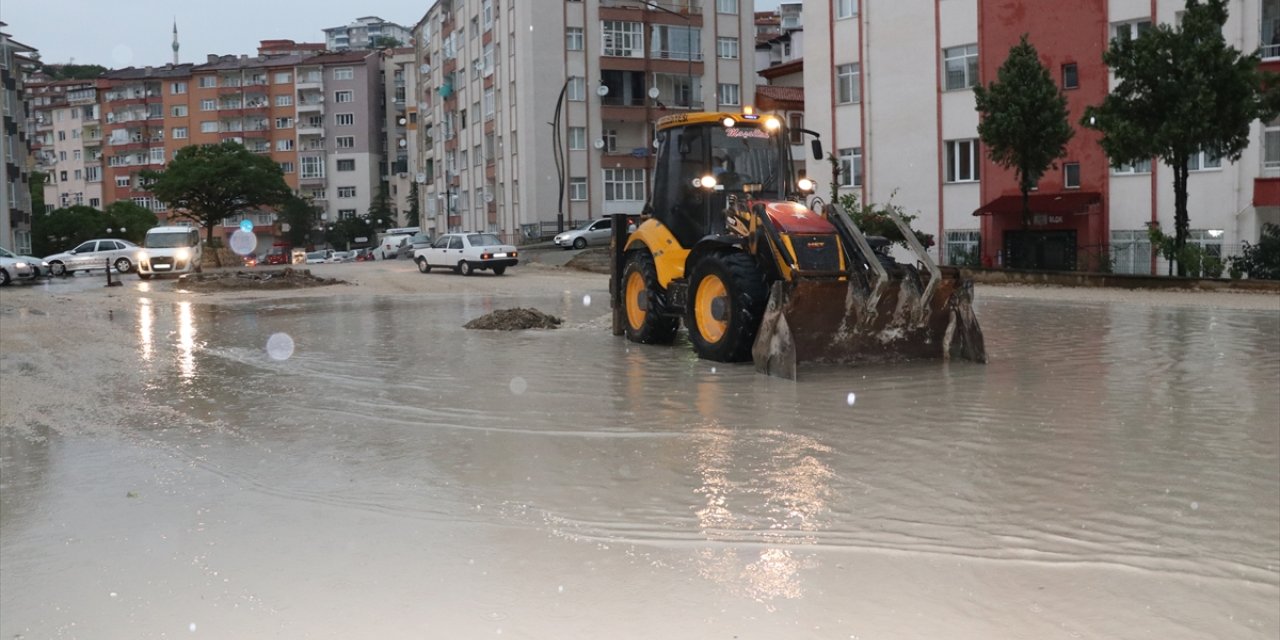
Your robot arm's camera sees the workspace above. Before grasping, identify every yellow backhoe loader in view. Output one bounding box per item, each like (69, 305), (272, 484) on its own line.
(608, 108), (986, 379)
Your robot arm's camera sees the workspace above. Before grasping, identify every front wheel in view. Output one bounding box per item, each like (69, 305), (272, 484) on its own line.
(0, 269), (10, 286)
(573, 237), (587, 250)
(493, 266), (507, 276)
(459, 261), (473, 276)
(416, 257), (431, 273)
(114, 257), (133, 273)
(685, 251), (769, 362)
(50, 261), (67, 277)
(621, 251), (679, 344)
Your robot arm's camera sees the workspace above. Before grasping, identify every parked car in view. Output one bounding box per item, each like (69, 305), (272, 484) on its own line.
(379, 233), (413, 259)
(353, 248), (376, 262)
(44, 239), (142, 276)
(0, 250), (40, 285)
(305, 250), (332, 264)
(554, 217), (620, 250)
(396, 233), (433, 260)
(263, 245), (291, 265)
(413, 232), (518, 276)
(326, 250), (354, 263)
(0, 246), (50, 279)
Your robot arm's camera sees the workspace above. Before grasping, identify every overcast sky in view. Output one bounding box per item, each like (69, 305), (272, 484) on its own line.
(2, 0), (784, 68)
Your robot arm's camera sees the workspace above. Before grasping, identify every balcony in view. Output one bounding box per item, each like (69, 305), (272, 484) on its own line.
(600, 0), (702, 15)
(297, 99), (325, 114)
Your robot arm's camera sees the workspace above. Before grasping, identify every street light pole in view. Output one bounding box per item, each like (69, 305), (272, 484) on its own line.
(631, 0), (694, 108)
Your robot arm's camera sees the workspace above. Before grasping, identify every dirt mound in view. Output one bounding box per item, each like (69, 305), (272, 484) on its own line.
(464, 307), (563, 330)
(563, 247), (612, 274)
(176, 268), (346, 291)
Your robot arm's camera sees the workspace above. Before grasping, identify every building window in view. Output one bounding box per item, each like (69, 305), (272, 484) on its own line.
(943, 44), (979, 90)
(944, 230), (981, 266)
(1111, 19), (1152, 41)
(1113, 158), (1152, 175)
(172, 127), (188, 139)
(336, 113), (354, 126)
(337, 159), (356, 171)
(838, 147), (863, 187)
(336, 136), (355, 148)
(788, 113), (804, 144)
(1064, 162), (1081, 188)
(945, 139), (980, 183)
(86, 166), (101, 183)
(200, 121), (218, 133)
(274, 71), (292, 84)
(1110, 229), (1153, 275)
(718, 83), (740, 107)
(279, 161), (295, 174)
(335, 90), (354, 103)
(301, 156), (324, 178)
(333, 67), (354, 80)
(116, 176), (131, 188)
(568, 127), (586, 151)
(276, 139), (294, 151)
(716, 0), (738, 13)
(567, 76), (585, 101)
(650, 25), (701, 62)
(717, 37), (739, 59)
(603, 168), (645, 201)
(1187, 148), (1222, 171)
(1062, 63), (1078, 90)
(836, 0), (856, 19)
(89, 197), (101, 208)
(566, 27), (584, 51)
(200, 99), (216, 111)
(338, 186), (357, 198)
(275, 117), (293, 128)
(198, 76), (216, 88)
(602, 128), (617, 152)
(338, 209), (357, 219)
(275, 95), (293, 107)
(602, 21), (644, 57)
(836, 63), (860, 104)
(1265, 119), (1280, 169)
(569, 177), (587, 201)
(170, 81), (187, 94)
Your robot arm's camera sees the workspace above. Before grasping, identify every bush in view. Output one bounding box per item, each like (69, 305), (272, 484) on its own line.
(835, 192), (935, 249)
(1227, 223), (1280, 280)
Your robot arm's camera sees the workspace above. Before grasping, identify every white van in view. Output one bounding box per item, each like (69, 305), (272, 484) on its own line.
(377, 227), (420, 259)
(138, 226), (203, 279)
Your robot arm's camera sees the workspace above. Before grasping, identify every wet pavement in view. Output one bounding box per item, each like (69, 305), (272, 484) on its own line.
(1, 284), (1278, 638)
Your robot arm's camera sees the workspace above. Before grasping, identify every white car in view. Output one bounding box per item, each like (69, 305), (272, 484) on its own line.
(326, 250), (353, 263)
(553, 218), (617, 250)
(413, 232), (519, 276)
(305, 250), (332, 264)
(44, 239), (143, 276)
(0, 246), (49, 281)
(0, 253), (38, 285)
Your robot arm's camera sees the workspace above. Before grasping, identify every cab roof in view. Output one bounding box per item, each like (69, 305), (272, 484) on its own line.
(655, 110), (779, 131)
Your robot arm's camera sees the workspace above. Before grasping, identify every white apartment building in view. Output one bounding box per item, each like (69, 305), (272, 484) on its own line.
(803, 0), (1279, 273)
(324, 17), (413, 51)
(413, 0), (756, 242)
(31, 81), (105, 212)
(381, 48), (420, 226)
(2, 22), (36, 254)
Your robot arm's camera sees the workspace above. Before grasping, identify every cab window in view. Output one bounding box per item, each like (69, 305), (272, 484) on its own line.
(448, 236), (463, 250)
(73, 241), (97, 253)
(431, 236), (450, 249)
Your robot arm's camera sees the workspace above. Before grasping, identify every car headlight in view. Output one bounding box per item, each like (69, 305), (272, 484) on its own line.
(138, 251), (149, 261)
(175, 248), (190, 261)
(14, 261), (28, 268)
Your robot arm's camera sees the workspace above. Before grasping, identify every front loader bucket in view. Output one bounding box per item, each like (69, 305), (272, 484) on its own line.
(751, 269), (987, 380)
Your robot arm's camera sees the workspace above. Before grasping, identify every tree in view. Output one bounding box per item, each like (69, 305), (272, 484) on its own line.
(1082, 0), (1280, 275)
(103, 201), (157, 245)
(974, 34), (1074, 226)
(367, 180), (395, 228)
(406, 182), (421, 228)
(371, 36), (403, 49)
(33, 205), (101, 255)
(277, 194), (322, 248)
(40, 64), (107, 80)
(28, 170), (46, 219)
(141, 141), (291, 246)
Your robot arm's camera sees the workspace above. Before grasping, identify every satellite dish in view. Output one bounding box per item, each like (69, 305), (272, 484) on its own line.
(484, 191), (494, 203)
(398, 139), (407, 147)
(648, 87), (660, 99)
(593, 138), (605, 150)
(415, 173), (427, 183)
(419, 63), (431, 74)
(398, 117), (407, 125)
(596, 84), (609, 97)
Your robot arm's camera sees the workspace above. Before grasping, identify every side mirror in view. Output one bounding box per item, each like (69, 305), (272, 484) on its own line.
(811, 139), (823, 161)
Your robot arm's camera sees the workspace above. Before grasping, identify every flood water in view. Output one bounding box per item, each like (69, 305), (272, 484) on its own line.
(2, 288), (1278, 638)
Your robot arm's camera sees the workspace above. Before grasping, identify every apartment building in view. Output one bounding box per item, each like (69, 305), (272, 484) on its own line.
(412, 0), (756, 242)
(29, 79), (105, 211)
(99, 64), (194, 217)
(1, 22), (37, 254)
(803, 0), (1279, 273)
(381, 47), (419, 226)
(324, 17), (412, 51)
(295, 50), (383, 224)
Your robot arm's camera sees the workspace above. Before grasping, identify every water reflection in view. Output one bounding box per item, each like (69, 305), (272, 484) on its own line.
(177, 301), (196, 380)
(137, 297), (154, 362)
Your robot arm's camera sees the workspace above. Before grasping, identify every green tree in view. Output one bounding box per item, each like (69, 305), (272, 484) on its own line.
(324, 216), (374, 251)
(278, 194), (322, 247)
(33, 206), (103, 254)
(41, 63), (108, 80)
(140, 141), (291, 246)
(974, 34), (1074, 226)
(103, 201), (157, 244)
(406, 182), (421, 228)
(366, 180), (394, 228)
(371, 36), (403, 49)
(1082, 0), (1280, 275)
(836, 192), (934, 249)
(28, 170), (46, 217)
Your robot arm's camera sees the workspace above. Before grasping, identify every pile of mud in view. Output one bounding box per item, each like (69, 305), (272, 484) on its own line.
(176, 268), (346, 291)
(563, 248), (611, 274)
(464, 307), (563, 330)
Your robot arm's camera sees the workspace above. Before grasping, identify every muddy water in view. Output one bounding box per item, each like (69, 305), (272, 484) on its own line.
(2, 289), (1278, 639)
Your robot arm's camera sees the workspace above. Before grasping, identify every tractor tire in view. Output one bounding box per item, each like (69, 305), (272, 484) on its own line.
(621, 251), (678, 345)
(685, 251), (769, 363)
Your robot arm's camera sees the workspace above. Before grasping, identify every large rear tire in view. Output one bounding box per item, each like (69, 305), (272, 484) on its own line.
(621, 251), (678, 344)
(685, 251), (769, 362)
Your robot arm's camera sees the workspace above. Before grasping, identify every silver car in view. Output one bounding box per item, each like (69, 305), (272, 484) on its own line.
(0, 246), (49, 281)
(44, 239), (143, 276)
(553, 218), (615, 250)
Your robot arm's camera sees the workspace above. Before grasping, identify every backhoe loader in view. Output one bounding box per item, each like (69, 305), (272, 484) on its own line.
(609, 108), (986, 379)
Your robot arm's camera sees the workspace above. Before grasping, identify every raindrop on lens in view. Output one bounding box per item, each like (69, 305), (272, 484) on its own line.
(189, 622), (197, 632)
(239, 219), (254, 233)
(229, 229), (257, 256)
(846, 392), (857, 406)
(266, 332), (295, 361)
(582, 294), (592, 307)
(509, 376), (528, 395)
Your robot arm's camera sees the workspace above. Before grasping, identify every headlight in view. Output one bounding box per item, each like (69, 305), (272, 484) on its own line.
(14, 261), (28, 268)
(175, 248), (190, 261)
(138, 251), (150, 261)
(797, 178), (815, 192)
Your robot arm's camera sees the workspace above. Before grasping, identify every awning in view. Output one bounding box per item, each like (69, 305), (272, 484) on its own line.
(973, 192), (1102, 216)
